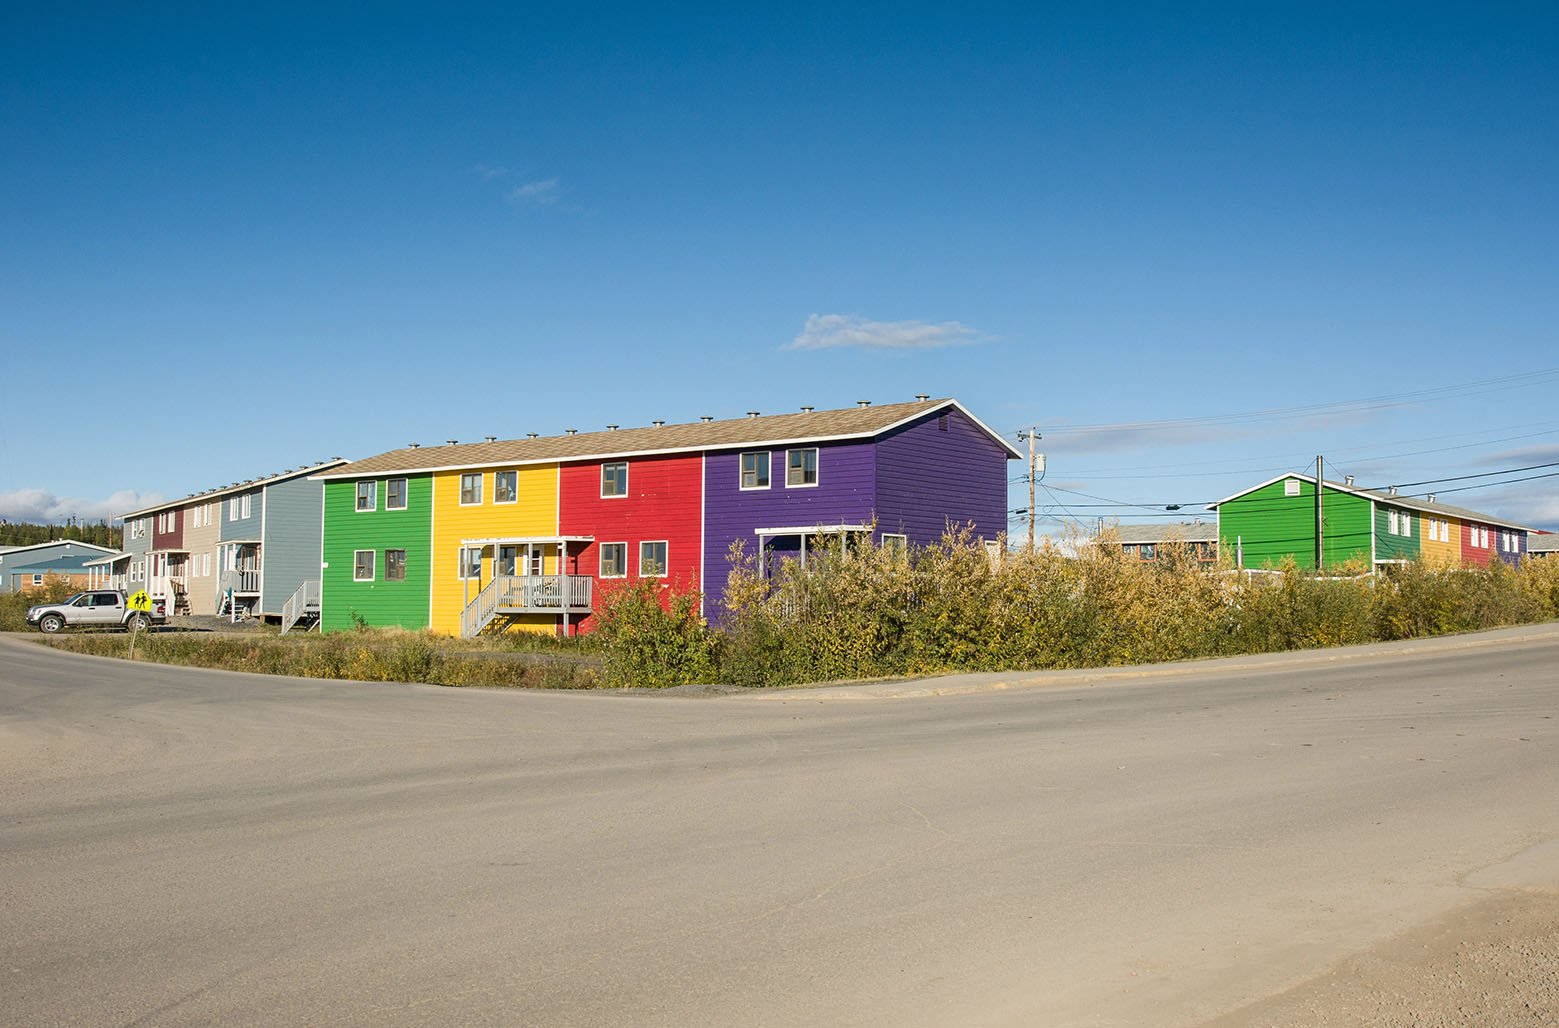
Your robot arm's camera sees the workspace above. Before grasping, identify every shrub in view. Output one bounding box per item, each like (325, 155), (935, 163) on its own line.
(595, 578), (717, 688)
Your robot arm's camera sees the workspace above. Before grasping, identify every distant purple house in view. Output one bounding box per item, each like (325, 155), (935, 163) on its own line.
(701, 399), (1017, 615)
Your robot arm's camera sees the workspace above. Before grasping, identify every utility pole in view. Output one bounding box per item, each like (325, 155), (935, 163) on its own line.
(1018, 428), (1041, 551)
(1315, 455), (1325, 571)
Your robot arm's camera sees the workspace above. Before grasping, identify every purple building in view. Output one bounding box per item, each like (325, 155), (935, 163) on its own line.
(700, 399), (1018, 615)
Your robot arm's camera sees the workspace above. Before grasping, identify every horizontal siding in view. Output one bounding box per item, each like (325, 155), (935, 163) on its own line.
(260, 476), (328, 616)
(430, 464), (559, 635)
(1218, 479), (1373, 570)
(703, 440), (877, 619)
(559, 453), (703, 632)
(874, 408), (1010, 549)
(218, 488), (264, 541)
(181, 503), (221, 615)
(1373, 505), (1421, 563)
(321, 475), (432, 632)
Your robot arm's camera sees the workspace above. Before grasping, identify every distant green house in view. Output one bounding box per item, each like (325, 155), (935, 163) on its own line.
(1209, 473), (1532, 571)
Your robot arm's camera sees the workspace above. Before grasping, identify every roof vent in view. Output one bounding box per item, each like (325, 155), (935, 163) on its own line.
(800, 405), (814, 413)
(915, 394), (929, 401)
(747, 411), (760, 419)
(408, 442), (420, 449)
(484, 435), (496, 443)
(701, 415), (713, 423)
(857, 399), (871, 408)
(1388, 485), (1398, 496)
(1345, 475), (1354, 486)
(446, 439), (458, 446)
(527, 432), (539, 440)
(606, 424), (619, 432)
(652, 420), (664, 428)
(566, 428), (578, 435)
(1428, 493), (1437, 503)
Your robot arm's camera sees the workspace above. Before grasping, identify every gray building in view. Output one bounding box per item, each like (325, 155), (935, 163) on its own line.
(0, 541), (118, 592)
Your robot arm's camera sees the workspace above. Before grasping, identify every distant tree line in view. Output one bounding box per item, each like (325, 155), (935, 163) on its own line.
(0, 519), (122, 549)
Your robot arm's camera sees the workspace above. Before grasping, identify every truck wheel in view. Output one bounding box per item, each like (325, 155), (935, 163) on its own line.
(39, 613), (65, 634)
(128, 613), (152, 632)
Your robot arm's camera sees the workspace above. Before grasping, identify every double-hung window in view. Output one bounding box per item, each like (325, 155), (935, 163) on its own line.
(600, 542), (627, 578)
(386, 478), (408, 510)
(601, 463), (628, 498)
(740, 451), (770, 490)
(786, 448), (818, 487)
(458, 547), (483, 579)
(356, 481), (376, 512)
(353, 550), (375, 581)
(639, 541), (668, 578)
(494, 470), (518, 504)
(459, 473), (483, 505)
(882, 533), (908, 559)
(386, 549), (407, 581)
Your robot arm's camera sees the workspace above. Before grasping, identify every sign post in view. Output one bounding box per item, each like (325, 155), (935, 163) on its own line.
(127, 590), (152, 659)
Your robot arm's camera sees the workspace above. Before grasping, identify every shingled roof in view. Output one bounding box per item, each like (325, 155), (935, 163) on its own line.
(1208, 473), (1536, 532)
(123, 459), (351, 519)
(316, 398), (1019, 479)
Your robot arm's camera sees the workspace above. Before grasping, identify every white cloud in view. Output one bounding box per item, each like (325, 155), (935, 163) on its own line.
(511, 178), (561, 205)
(473, 163), (509, 180)
(0, 488), (163, 524)
(786, 314), (986, 351)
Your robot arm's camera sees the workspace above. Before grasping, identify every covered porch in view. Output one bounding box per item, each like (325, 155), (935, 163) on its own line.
(84, 552), (131, 591)
(459, 535), (595, 637)
(753, 524), (874, 577)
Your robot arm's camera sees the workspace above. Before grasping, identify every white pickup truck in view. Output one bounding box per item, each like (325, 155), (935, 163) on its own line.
(26, 590), (169, 633)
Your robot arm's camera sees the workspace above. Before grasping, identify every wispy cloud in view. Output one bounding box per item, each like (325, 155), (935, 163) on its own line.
(511, 178), (561, 205)
(786, 314), (986, 351)
(0, 488), (164, 524)
(473, 163), (509, 181)
(1474, 444), (1559, 467)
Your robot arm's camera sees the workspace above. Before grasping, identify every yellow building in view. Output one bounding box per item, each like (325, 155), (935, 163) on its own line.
(1418, 512), (1461, 566)
(429, 464), (564, 635)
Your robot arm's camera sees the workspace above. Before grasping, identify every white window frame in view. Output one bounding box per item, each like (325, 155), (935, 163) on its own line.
(458, 546), (484, 580)
(353, 550), (375, 582)
(386, 548), (407, 581)
(882, 533), (908, 558)
(1401, 512), (1411, 538)
(355, 481), (376, 513)
(600, 542), (628, 578)
(601, 462), (629, 499)
(386, 478), (409, 511)
(786, 447), (819, 488)
(229, 498), (239, 521)
(459, 472), (484, 506)
(1480, 527), (1489, 549)
(739, 451), (771, 490)
(202, 553), (210, 577)
(639, 540), (669, 579)
(1284, 479), (1301, 497)
(241, 494), (252, 519)
(494, 470), (518, 505)
(1388, 510), (1399, 535)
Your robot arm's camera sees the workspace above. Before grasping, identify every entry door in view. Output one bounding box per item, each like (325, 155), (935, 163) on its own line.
(498, 545), (519, 577)
(526, 544), (545, 577)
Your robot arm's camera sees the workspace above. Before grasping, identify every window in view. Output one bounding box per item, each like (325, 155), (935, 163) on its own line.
(202, 553), (210, 577)
(31, 574), (43, 587)
(1140, 543), (1156, 560)
(882, 533), (908, 558)
(387, 478), (408, 510)
(353, 550), (375, 581)
(229, 498), (239, 521)
(786, 448), (818, 487)
(1480, 527), (1489, 548)
(386, 549), (407, 581)
(1401, 513), (1411, 538)
(601, 462), (628, 498)
(1388, 510), (1400, 535)
(458, 547), (484, 579)
(1285, 479), (1301, 497)
(640, 541), (668, 578)
(740, 451), (770, 490)
(459, 473), (483, 505)
(241, 494), (251, 519)
(494, 470), (517, 504)
(600, 542), (627, 578)
(355, 481), (376, 512)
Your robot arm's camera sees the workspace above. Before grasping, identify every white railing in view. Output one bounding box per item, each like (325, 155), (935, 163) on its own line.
(460, 574), (594, 637)
(281, 579), (320, 634)
(221, 568), (262, 594)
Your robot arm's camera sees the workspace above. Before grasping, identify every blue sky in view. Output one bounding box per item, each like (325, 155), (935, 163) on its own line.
(3, 5), (1556, 532)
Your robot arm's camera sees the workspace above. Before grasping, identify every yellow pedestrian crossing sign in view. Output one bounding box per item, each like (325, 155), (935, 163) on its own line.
(128, 590), (153, 612)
